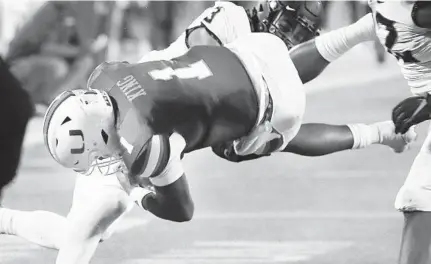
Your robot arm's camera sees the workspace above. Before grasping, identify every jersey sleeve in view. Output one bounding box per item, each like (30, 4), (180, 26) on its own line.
(315, 13), (376, 62)
(148, 133), (186, 187)
(138, 34), (188, 63)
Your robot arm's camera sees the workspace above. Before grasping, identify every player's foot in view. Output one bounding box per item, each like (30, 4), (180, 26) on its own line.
(375, 121), (417, 153)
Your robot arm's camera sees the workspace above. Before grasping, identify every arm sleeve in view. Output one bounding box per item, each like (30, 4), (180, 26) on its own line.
(138, 34), (188, 63)
(315, 13), (376, 62)
(149, 133), (186, 187)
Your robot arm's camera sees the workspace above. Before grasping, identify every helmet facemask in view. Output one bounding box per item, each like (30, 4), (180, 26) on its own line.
(248, 1), (325, 49)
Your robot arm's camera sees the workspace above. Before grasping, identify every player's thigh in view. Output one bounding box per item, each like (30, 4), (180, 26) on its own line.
(404, 122), (431, 186)
(395, 123), (431, 211)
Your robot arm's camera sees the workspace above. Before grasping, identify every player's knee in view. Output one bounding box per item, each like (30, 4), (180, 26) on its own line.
(173, 200), (194, 222)
(395, 185), (431, 212)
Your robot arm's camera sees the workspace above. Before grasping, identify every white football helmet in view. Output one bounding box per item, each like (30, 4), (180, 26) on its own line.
(43, 89), (123, 174)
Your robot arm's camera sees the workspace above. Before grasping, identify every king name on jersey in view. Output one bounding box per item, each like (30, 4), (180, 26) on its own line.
(117, 75), (147, 102)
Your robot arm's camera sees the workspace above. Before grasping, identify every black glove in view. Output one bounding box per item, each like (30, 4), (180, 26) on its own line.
(392, 94), (431, 134)
(211, 141), (269, 163)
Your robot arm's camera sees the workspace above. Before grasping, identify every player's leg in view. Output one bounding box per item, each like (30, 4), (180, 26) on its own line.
(0, 174), (113, 250)
(395, 126), (431, 264)
(0, 174), (132, 256)
(284, 121), (417, 156)
(398, 212), (431, 264)
(0, 208), (67, 249)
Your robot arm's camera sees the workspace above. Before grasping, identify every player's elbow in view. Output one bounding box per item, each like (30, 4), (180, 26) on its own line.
(172, 200), (194, 222)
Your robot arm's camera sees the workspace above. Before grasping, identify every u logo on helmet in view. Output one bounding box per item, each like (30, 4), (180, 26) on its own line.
(69, 129), (85, 154)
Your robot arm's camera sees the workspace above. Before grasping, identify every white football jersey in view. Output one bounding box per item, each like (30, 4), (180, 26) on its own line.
(369, 0), (431, 94)
(139, 1), (251, 63)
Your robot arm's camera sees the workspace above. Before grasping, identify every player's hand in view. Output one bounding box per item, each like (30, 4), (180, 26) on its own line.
(211, 141), (238, 161)
(211, 141), (269, 163)
(392, 95), (431, 134)
(117, 163), (140, 193)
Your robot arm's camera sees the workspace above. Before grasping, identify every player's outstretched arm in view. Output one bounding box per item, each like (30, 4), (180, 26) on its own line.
(212, 124), (354, 161)
(130, 133), (194, 222)
(138, 175), (194, 222)
(290, 13), (376, 84)
(283, 121), (416, 156)
(283, 123), (353, 156)
(212, 121), (416, 162)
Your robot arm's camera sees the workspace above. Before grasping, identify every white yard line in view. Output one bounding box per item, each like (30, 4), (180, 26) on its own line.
(121, 240), (353, 264)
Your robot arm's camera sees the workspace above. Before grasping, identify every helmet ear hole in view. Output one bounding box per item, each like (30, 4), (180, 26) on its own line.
(61, 116), (71, 125)
(101, 130), (109, 144)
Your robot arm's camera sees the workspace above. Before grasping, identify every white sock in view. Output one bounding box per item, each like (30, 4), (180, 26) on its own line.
(0, 208), (67, 250)
(315, 13), (375, 62)
(347, 123), (380, 149)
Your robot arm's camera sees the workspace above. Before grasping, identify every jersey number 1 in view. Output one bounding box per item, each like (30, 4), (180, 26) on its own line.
(148, 60), (213, 81)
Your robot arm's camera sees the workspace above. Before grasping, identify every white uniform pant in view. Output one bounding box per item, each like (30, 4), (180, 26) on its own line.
(226, 33), (306, 155)
(395, 122), (431, 211)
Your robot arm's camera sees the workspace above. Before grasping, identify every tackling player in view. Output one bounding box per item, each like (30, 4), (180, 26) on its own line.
(288, 1), (431, 263)
(0, 1), (416, 264)
(374, 2), (431, 264)
(138, 0), (414, 161)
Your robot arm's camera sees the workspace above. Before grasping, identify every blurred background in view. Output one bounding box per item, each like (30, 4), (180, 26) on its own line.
(1, 1), (418, 264)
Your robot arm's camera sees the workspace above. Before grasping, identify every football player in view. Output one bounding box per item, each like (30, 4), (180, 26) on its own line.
(0, 2), (416, 264)
(373, 1), (431, 264)
(139, 0), (413, 161)
(291, 1), (431, 263)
